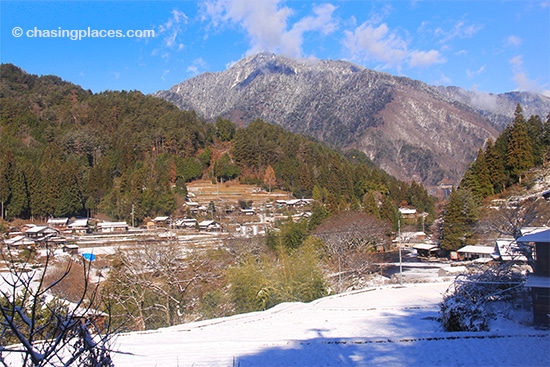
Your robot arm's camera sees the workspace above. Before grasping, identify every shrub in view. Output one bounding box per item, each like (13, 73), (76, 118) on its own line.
(440, 263), (529, 331)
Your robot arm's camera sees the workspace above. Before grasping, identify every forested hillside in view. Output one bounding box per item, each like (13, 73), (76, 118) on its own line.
(439, 104), (550, 251)
(0, 64), (435, 226)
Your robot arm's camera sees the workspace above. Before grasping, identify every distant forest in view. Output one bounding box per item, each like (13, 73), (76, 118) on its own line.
(0, 64), (435, 228)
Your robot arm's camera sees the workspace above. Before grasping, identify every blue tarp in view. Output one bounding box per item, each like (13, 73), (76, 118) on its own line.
(81, 253), (96, 261)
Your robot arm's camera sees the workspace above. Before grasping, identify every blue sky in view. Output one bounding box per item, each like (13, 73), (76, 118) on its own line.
(1, 0), (549, 96)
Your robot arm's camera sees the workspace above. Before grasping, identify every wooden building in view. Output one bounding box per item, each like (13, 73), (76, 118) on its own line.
(518, 229), (550, 327)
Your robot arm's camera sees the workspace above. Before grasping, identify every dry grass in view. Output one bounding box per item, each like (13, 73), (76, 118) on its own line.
(186, 180), (291, 207)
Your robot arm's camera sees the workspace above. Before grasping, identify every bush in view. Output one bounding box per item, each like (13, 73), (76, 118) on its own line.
(440, 263), (529, 331)
(227, 240), (327, 313)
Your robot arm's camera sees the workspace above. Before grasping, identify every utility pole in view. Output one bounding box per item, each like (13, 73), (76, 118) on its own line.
(131, 204), (135, 228)
(398, 219), (403, 285)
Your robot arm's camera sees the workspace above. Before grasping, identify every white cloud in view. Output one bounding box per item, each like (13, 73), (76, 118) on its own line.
(466, 65), (485, 79)
(282, 4), (338, 56)
(510, 55), (548, 95)
(344, 21), (444, 70)
(409, 50), (445, 68)
(435, 20), (483, 44)
(158, 9), (188, 50)
(343, 22), (407, 69)
(202, 0), (337, 57)
(504, 35), (522, 48)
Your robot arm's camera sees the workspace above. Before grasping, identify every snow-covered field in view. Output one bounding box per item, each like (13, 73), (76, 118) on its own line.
(111, 281), (549, 367)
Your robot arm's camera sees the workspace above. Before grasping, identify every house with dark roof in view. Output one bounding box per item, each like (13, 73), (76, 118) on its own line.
(517, 229), (550, 327)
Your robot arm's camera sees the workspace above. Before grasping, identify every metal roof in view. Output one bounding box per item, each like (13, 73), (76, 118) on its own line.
(517, 229), (550, 244)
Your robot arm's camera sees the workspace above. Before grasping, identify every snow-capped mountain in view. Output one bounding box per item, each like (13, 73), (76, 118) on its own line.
(155, 53), (550, 188)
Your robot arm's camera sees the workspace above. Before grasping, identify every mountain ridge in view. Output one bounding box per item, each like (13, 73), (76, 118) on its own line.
(155, 53), (550, 189)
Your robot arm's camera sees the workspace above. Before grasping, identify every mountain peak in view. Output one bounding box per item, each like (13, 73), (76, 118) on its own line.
(155, 54), (550, 189)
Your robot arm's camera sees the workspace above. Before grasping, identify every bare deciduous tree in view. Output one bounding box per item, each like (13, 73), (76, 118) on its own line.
(478, 196), (550, 268)
(102, 240), (211, 330)
(0, 248), (114, 367)
(313, 211), (390, 292)
(479, 196), (549, 239)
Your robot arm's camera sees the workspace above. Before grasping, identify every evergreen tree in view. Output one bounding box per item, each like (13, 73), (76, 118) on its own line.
(440, 188), (478, 251)
(6, 164), (29, 219)
(215, 117), (236, 142)
(506, 104), (534, 183)
(460, 148), (493, 203)
(363, 191), (380, 218)
(379, 195), (398, 231)
(484, 138), (507, 193)
(526, 114), (545, 165)
(544, 113), (550, 147)
(214, 153), (240, 182)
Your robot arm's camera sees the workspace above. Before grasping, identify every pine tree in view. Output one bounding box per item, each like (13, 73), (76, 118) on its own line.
(484, 138), (507, 193)
(460, 148), (493, 202)
(440, 188), (478, 251)
(544, 113), (550, 147)
(363, 191), (380, 218)
(526, 114), (545, 165)
(506, 104), (534, 183)
(379, 195), (398, 231)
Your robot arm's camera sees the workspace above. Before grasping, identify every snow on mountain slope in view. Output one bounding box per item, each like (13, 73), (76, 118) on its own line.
(111, 281), (549, 367)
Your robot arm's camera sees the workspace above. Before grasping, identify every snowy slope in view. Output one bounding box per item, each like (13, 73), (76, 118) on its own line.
(111, 282), (549, 367)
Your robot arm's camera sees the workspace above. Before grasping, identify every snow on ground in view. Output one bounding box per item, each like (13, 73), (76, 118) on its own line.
(110, 282), (549, 367)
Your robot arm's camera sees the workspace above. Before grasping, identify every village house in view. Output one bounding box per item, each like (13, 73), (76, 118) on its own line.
(173, 218), (198, 229)
(68, 218), (89, 234)
(239, 208), (256, 216)
(97, 221), (129, 233)
(3, 235), (36, 249)
(3, 224), (71, 249)
(24, 225), (60, 240)
(275, 199), (313, 209)
(47, 217), (70, 231)
(518, 228), (550, 327)
(153, 216), (170, 227)
(453, 245), (494, 261)
(198, 220), (222, 232)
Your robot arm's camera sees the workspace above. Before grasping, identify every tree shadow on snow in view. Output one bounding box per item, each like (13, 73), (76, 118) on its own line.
(233, 307), (443, 367)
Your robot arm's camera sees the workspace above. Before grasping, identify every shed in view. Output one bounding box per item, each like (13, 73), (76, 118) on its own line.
(97, 221), (128, 233)
(456, 245), (495, 261)
(413, 243), (439, 257)
(62, 243), (79, 255)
